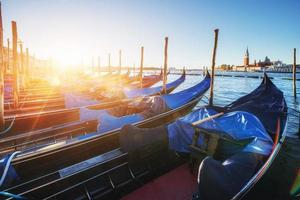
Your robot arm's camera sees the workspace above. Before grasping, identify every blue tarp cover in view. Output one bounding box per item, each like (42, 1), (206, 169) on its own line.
(226, 74), (287, 134)
(162, 74), (210, 109)
(167, 108), (273, 155)
(195, 74), (287, 200)
(123, 73), (185, 99)
(78, 73), (210, 138)
(64, 93), (99, 108)
(78, 95), (169, 137)
(80, 108), (144, 134)
(167, 74), (286, 156)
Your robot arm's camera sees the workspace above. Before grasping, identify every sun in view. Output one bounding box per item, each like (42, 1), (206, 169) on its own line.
(52, 49), (81, 68)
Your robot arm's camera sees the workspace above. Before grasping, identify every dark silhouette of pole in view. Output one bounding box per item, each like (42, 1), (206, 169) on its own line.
(98, 56), (101, 74)
(163, 37), (168, 93)
(119, 49), (122, 74)
(6, 38), (9, 73)
(12, 21), (19, 108)
(108, 53), (111, 73)
(32, 54), (35, 76)
(26, 48), (29, 84)
(209, 29), (219, 106)
(139, 46), (144, 88)
(91, 56), (94, 72)
(19, 42), (25, 88)
(0, 2), (4, 129)
(293, 48), (297, 97)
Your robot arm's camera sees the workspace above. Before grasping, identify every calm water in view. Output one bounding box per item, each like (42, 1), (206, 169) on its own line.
(160, 71), (300, 199)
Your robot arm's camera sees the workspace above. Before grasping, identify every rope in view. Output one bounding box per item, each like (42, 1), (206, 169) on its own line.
(0, 93), (30, 136)
(0, 151), (20, 187)
(288, 112), (300, 118)
(0, 191), (26, 200)
(18, 94), (29, 109)
(288, 107), (300, 114)
(200, 95), (209, 104)
(0, 116), (16, 136)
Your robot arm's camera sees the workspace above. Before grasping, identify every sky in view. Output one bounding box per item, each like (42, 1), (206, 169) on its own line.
(1, 0), (300, 69)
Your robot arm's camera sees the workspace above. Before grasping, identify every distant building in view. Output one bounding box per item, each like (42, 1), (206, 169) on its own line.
(244, 47), (249, 66)
(256, 56), (272, 68)
(217, 64), (233, 71)
(234, 48), (272, 71)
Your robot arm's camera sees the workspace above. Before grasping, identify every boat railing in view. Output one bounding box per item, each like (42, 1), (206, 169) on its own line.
(0, 119), (98, 156)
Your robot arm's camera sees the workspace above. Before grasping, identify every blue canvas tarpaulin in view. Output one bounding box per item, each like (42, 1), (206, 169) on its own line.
(123, 72), (185, 99)
(79, 96), (169, 135)
(64, 93), (99, 108)
(78, 73), (210, 139)
(167, 108), (274, 156)
(194, 74), (287, 200)
(225, 74), (287, 134)
(162, 74), (210, 109)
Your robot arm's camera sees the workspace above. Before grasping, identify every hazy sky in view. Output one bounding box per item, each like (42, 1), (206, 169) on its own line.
(2, 0), (300, 68)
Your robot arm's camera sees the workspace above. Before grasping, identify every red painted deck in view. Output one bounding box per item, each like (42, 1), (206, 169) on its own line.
(122, 164), (198, 200)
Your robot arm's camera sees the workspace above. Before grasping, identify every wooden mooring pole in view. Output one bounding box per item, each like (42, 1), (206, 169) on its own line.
(6, 38), (9, 73)
(91, 56), (94, 72)
(209, 29), (219, 106)
(293, 48), (297, 97)
(108, 53), (111, 73)
(140, 46), (144, 88)
(26, 48), (29, 85)
(98, 56), (101, 74)
(19, 42), (25, 88)
(0, 2), (4, 129)
(163, 37), (168, 94)
(32, 54), (36, 76)
(119, 49), (122, 74)
(12, 21), (19, 108)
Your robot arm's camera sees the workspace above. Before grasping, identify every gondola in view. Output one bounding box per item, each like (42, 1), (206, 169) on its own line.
(0, 71), (185, 141)
(118, 73), (287, 200)
(0, 73), (286, 200)
(2, 71), (164, 116)
(0, 72), (211, 199)
(3, 72), (133, 114)
(128, 70), (163, 88)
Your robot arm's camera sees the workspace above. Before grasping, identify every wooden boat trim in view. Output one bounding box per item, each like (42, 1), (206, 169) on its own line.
(5, 150), (129, 198)
(0, 119), (98, 155)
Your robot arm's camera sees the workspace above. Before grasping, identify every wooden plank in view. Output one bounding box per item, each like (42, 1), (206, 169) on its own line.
(191, 112), (224, 126)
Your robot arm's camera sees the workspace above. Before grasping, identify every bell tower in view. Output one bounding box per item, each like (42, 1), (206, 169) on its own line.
(244, 47), (249, 66)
